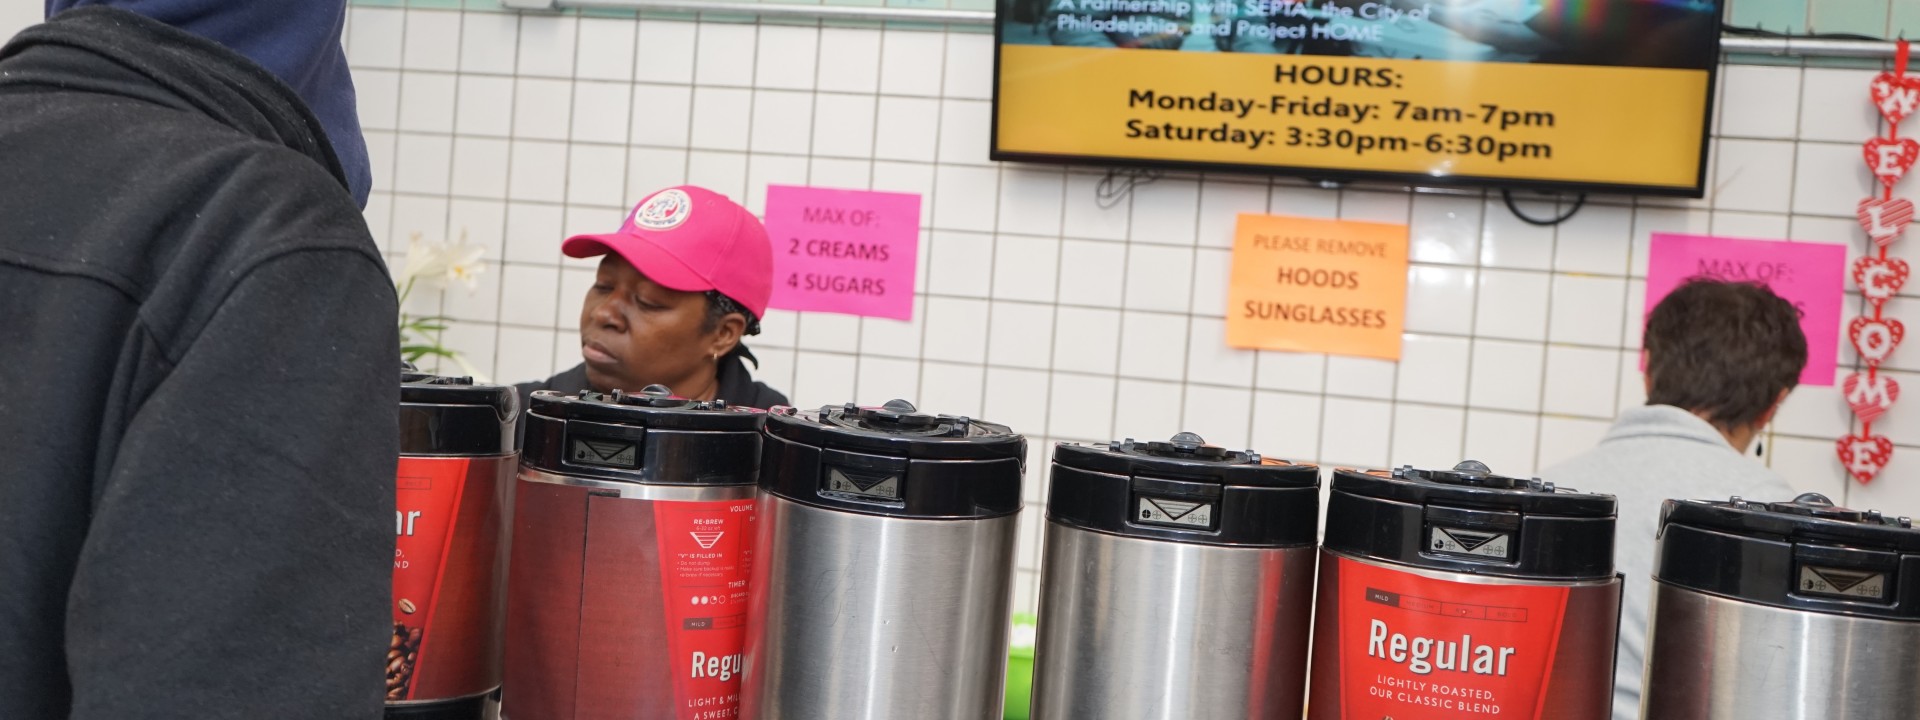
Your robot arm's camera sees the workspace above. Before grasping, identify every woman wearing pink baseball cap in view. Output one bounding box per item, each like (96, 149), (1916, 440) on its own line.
(515, 186), (788, 411)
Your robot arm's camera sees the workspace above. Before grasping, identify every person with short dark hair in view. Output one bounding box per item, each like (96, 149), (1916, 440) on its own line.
(1541, 278), (1806, 720)
(515, 186), (789, 414)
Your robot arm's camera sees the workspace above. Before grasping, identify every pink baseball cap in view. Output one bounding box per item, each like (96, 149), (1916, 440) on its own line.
(562, 186), (773, 318)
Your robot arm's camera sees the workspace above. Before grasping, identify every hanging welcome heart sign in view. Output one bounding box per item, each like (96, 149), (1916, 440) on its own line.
(1837, 434), (1895, 484)
(1839, 42), (1914, 485)
(1871, 71), (1920, 126)
(1857, 197), (1914, 247)
(1852, 256), (1910, 305)
(1864, 137), (1920, 189)
(1843, 372), (1901, 426)
(1850, 317), (1906, 364)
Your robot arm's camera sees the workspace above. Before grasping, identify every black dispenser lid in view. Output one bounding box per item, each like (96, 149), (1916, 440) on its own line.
(1048, 432), (1320, 547)
(1324, 461), (1618, 580)
(1656, 493), (1920, 620)
(522, 385), (765, 486)
(760, 400), (1026, 519)
(398, 367), (517, 456)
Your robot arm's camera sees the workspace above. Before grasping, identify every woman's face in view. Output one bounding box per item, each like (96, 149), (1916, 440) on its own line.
(578, 255), (739, 396)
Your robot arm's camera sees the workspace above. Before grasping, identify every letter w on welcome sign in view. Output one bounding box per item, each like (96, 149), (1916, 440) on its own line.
(1228, 214), (1409, 360)
(765, 185), (921, 321)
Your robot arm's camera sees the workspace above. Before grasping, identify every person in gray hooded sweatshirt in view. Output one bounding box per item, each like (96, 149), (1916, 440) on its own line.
(1541, 278), (1805, 720)
(0, 2), (393, 718)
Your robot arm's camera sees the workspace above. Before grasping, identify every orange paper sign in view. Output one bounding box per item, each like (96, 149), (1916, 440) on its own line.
(1227, 214), (1409, 360)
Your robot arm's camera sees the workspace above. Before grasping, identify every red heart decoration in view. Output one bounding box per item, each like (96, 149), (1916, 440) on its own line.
(1843, 372), (1901, 425)
(1864, 137), (1920, 189)
(1852, 256), (1911, 306)
(1850, 317), (1907, 364)
(1858, 198), (1916, 248)
(1836, 434), (1895, 485)
(1871, 72), (1920, 126)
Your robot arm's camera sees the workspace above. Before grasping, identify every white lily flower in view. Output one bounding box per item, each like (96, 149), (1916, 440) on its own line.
(442, 231), (487, 293)
(396, 232), (451, 287)
(395, 230), (485, 375)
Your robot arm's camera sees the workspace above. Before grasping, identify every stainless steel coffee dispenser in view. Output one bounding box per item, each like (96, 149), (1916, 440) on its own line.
(1029, 433), (1321, 720)
(1642, 493), (1920, 719)
(1308, 461), (1622, 720)
(740, 400), (1026, 720)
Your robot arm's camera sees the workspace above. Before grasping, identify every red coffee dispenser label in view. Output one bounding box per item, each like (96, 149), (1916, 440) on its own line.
(391, 456), (511, 703)
(1333, 555), (1570, 720)
(652, 499), (757, 720)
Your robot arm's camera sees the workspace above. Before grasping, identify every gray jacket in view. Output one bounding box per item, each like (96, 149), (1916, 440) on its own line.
(1540, 405), (1795, 720)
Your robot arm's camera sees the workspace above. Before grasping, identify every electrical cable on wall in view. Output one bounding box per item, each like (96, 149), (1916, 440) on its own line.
(1095, 168), (1162, 210)
(1501, 189), (1587, 227)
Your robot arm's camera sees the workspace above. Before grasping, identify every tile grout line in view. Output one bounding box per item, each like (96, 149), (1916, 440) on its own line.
(797, 19), (851, 400)
(848, 23), (888, 403)
(1244, 179), (1277, 457)
(546, 13), (585, 379)
(1457, 190), (1488, 468)
(978, 168), (1005, 421)
(1168, 184), (1197, 444)
(484, 11), (523, 379)
(1106, 182), (1137, 444)
(1043, 169), (1071, 442)
(1527, 198), (1564, 475)
(1766, 64), (1813, 474)
(434, 10), (468, 375)
(909, 29), (951, 415)
(1312, 189), (1343, 467)
(613, 13), (639, 218)
(1380, 192), (1415, 465)
(679, 18), (701, 212)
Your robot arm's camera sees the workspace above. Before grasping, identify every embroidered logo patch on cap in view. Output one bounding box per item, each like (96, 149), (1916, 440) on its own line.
(633, 189), (694, 230)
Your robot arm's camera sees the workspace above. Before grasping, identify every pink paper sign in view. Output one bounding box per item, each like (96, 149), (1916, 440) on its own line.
(764, 185), (921, 321)
(1645, 233), (1846, 386)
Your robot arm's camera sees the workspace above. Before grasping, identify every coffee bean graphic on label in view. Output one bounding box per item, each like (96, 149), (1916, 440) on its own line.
(387, 622), (420, 701)
(399, 598), (416, 614)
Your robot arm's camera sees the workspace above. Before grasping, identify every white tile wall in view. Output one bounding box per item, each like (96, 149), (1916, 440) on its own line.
(350, 7), (1920, 616)
(0, 5), (38, 44)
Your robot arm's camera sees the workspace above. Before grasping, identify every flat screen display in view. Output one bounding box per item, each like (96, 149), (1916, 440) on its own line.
(992, 0), (1721, 196)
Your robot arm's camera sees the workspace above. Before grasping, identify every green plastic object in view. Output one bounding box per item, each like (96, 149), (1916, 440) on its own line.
(1004, 613), (1037, 720)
